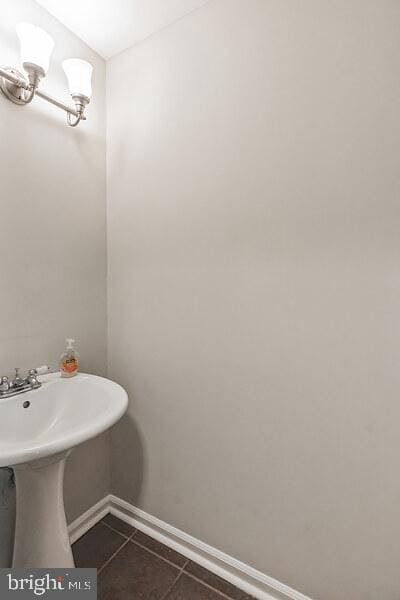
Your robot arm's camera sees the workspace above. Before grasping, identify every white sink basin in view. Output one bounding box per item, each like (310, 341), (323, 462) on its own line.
(0, 373), (128, 467)
(1, 372), (128, 568)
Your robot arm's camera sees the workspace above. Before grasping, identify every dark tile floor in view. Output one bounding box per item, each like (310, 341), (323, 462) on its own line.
(73, 513), (254, 600)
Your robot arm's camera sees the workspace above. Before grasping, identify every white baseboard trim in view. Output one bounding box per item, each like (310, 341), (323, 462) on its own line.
(68, 496), (110, 544)
(68, 494), (313, 600)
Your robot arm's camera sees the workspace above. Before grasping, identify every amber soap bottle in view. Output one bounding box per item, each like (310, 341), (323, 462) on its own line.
(60, 338), (79, 378)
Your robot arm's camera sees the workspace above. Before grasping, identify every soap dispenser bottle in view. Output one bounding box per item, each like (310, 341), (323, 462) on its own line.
(60, 338), (80, 378)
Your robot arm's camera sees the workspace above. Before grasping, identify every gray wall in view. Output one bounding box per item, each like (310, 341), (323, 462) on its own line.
(0, 0), (108, 522)
(107, 1), (400, 599)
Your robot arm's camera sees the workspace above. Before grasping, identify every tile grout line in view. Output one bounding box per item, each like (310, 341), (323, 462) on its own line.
(160, 558), (190, 600)
(101, 519), (135, 540)
(182, 570), (246, 600)
(129, 537), (187, 571)
(97, 530), (136, 575)
(91, 521), (251, 599)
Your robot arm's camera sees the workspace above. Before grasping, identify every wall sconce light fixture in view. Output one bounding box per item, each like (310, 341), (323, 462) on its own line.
(0, 23), (93, 127)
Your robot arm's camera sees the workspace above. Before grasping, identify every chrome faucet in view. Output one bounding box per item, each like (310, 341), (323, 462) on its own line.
(0, 366), (49, 399)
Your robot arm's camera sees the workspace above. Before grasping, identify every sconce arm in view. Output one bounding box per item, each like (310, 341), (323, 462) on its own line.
(67, 112), (82, 127)
(0, 66), (27, 88)
(0, 65), (83, 124)
(35, 88), (80, 117)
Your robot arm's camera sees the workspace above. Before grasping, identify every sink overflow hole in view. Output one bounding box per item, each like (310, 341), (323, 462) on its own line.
(23, 400), (30, 408)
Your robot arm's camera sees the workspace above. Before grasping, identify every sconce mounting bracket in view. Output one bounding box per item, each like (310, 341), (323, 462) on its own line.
(0, 66), (28, 105)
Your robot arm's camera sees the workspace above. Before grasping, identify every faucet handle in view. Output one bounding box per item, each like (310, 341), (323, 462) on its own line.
(27, 369), (42, 389)
(12, 368), (24, 388)
(0, 376), (10, 392)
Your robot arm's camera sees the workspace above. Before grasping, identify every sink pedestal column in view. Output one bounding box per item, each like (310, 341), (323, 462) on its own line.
(12, 452), (75, 568)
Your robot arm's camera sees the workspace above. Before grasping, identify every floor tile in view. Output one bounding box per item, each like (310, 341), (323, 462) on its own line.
(133, 531), (187, 567)
(98, 540), (180, 600)
(185, 562), (254, 600)
(165, 573), (226, 600)
(72, 523), (126, 569)
(102, 513), (135, 537)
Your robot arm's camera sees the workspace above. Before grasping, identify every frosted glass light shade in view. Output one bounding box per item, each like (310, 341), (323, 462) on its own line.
(16, 23), (54, 74)
(62, 59), (93, 99)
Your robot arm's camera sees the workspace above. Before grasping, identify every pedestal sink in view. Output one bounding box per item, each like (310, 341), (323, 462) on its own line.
(0, 373), (128, 568)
